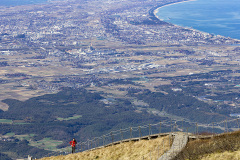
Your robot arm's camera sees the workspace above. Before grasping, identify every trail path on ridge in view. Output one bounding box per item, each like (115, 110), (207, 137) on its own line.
(158, 132), (188, 160)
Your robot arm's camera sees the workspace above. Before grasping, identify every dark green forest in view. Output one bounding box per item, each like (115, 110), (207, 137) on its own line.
(129, 86), (229, 123)
(0, 140), (51, 159)
(0, 88), (165, 159)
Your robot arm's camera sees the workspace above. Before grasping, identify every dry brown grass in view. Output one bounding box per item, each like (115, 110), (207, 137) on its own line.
(201, 150), (240, 160)
(174, 130), (240, 160)
(39, 136), (171, 160)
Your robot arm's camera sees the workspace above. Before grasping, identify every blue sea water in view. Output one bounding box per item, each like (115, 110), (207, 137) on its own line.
(156, 0), (240, 40)
(0, 0), (48, 6)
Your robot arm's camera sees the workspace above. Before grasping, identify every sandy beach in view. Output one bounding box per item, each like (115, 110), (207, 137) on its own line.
(153, 0), (196, 21)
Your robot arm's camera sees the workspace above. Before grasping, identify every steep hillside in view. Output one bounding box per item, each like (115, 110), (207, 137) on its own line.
(174, 130), (240, 160)
(39, 136), (171, 160)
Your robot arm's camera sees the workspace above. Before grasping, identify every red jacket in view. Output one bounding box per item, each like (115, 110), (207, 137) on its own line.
(70, 140), (77, 147)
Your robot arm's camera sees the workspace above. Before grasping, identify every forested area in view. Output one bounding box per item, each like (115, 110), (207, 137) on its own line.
(0, 140), (51, 159)
(0, 88), (165, 159)
(129, 86), (229, 123)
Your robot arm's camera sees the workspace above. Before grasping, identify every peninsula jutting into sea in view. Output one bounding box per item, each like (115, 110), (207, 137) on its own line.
(1, 0), (240, 159)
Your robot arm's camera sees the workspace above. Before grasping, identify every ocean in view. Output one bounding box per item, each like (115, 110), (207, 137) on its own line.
(156, 0), (240, 40)
(0, 0), (48, 6)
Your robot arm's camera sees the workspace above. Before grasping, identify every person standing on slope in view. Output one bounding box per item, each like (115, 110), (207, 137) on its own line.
(69, 138), (77, 153)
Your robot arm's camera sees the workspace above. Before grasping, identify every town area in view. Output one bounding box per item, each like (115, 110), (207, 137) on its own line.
(0, 0), (240, 112)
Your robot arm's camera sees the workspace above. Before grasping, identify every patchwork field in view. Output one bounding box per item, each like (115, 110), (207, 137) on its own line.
(30, 138), (63, 151)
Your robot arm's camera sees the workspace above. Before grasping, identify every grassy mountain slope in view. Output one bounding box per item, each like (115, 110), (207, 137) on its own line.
(174, 130), (240, 160)
(39, 130), (240, 160)
(39, 136), (171, 160)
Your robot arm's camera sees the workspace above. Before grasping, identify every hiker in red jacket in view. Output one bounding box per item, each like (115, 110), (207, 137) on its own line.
(69, 138), (77, 153)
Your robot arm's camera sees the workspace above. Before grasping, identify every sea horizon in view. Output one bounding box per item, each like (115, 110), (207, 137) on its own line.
(0, 0), (50, 7)
(156, 0), (240, 40)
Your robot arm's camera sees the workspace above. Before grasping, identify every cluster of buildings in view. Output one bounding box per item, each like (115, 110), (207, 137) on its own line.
(0, 0), (239, 98)
(0, 0), (238, 51)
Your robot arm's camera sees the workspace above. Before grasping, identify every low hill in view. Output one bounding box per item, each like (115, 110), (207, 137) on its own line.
(39, 136), (171, 160)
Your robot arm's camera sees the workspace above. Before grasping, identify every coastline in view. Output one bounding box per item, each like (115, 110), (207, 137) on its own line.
(153, 0), (196, 21)
(152, 0), (240, 42)
(152, 0), (210, 35)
